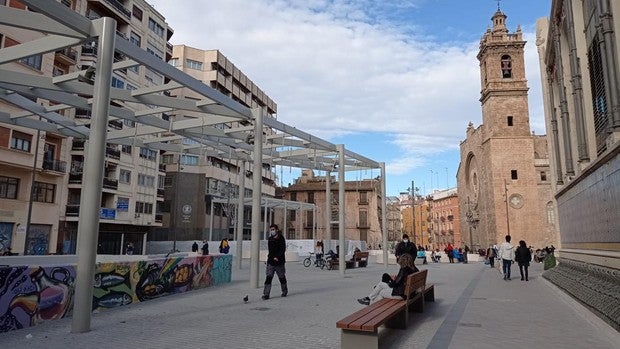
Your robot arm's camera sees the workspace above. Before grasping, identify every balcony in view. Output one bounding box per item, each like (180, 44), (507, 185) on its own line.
(81, 44), (97, 56)
(447, 215), (454, 221)
(55, 47), (77, 65)
(105, 147), (121, 160)
(72, 139), (85, 150)
(103, 178), (118, 190)
(87, 0), (131, 23)
(165, 42), (173, 61)
(108, 119), (123, 130)
(155, 214), (163, 223)
(158, 163), (166, 172)
(66, 205), (80, 216)
(358, 200), (369, 205)
(157, 188), (164, 197)
(75, 108), (91, 119)
(42, 159), (67, 173)
(69, 173), (83, 183)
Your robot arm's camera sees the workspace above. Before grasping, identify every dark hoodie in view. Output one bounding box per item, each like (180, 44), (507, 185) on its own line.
(389, 265), (419, 298)
(267, 232), (286, 266)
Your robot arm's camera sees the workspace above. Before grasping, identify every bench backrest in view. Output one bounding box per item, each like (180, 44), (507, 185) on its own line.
(353, 251), (369, 260)
(404, 269), (427, 302)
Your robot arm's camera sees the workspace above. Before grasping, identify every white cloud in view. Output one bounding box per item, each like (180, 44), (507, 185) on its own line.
(149, 0), (546, 174)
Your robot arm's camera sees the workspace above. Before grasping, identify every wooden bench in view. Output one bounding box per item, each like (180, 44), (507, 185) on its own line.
(329, 259), (355, 270)
(337, 269), (434, 349)
(352, 251), (369, 267)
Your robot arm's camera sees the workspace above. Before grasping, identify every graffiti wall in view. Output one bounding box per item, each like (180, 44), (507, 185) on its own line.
(0, 255), (232, 333)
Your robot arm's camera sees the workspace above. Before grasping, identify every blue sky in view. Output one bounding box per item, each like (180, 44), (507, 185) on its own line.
(149, 0), (551, 196)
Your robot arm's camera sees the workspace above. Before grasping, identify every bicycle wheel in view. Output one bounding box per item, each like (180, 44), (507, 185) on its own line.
(303, 257), (311, 267)
(318, 259), (325, 269)
(325, 260), (333, 270)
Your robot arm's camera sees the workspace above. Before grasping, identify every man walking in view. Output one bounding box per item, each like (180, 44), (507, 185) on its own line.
(395, 234), (416, 262)
(498, 235), (515, 280)
(262, 224), (288, 300)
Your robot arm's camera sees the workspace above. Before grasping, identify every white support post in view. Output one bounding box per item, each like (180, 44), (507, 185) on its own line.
(71, 17), (116, 334)
(381, 163), (388, 269)
(283, 202), (287, 240)
(250, 108), (264, 288)
(236, 160), (246, 268)
(209, 199), (214, 242)
(119, 233), (124, 255)
(263, 202), (269, 240)
(325, 170), (331, 250)
(313, 206), (317, 240)
(338, 144), (346, 275)
(298, 207), (303, 239)
(142, 232), (147, 255)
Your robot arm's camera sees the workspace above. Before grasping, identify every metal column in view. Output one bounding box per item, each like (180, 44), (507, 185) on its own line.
(325, 170), (331, 250)
(236, 160), (246, 268)
(209, 200), (214, 242)
(283, 202), (287, 240)
(337, 144), (346, 275)
(71, 17), (116, 333)
(250, 108), (264, 288)
(381, 163), (388, 268)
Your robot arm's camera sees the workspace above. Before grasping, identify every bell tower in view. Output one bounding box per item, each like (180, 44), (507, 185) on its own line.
(477, 9), (531, 138)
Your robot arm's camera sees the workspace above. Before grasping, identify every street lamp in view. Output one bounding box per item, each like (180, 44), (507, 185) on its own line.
(407, 182), (419, 245)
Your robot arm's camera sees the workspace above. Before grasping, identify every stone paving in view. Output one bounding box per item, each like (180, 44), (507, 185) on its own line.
(0, 259), (617, 349)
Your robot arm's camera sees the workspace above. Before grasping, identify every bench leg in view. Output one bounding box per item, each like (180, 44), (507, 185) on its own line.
(385, 309), (407, 329)
(424, 287), (435, 302)
(408, 296), (424, 313)
(341, 329), (379, 349)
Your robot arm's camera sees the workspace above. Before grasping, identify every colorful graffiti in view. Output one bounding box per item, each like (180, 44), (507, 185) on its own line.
(0, 254), (232, 333)
(0, 266), (75, 332)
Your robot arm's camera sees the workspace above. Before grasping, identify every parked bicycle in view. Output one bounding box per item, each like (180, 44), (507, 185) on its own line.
(303, 252), (326, 269)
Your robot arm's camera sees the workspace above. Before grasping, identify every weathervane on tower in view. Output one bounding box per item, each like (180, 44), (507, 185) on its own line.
(495, 0), (502, 11)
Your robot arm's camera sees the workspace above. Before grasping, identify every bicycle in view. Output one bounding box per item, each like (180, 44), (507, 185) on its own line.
(303, 252), (326, 269)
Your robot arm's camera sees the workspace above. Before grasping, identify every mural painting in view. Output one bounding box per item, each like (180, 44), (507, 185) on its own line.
(0, 255), (232, 333)
(0, 266), (75, 333)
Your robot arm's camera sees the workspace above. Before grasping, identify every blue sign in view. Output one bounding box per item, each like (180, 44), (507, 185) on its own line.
(100, 208), (116, 220)
(116, 201), (129, 210)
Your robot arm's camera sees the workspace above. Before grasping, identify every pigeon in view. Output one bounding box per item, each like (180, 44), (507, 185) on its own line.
(243, 295), (249, 303)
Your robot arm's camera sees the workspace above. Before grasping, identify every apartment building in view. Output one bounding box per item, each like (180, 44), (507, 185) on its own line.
(278, 170), (383, 244)
(0, 0), (174, 255)
(536, 0), (619, 331)
(385, 196), (402, 242)
(151, 46), (278, 242)
(428, 188), (461, 251)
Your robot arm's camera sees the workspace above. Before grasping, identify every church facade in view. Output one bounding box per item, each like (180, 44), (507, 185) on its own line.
(457, 9), (557, 252)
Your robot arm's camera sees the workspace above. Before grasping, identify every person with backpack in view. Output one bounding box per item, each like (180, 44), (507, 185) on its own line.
(515, 240), (532, 281)
(486, 244), (497, 268)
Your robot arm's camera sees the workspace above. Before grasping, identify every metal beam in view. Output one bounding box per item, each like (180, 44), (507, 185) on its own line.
(0, 5), (87, 38)
(0, 35), (84, 65)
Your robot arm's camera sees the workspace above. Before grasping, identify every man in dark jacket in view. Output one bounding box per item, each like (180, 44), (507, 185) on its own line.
(262, 224), (287, 300)
(395, 234), (417, 261)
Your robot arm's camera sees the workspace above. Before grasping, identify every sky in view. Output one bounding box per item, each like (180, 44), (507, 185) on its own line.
(148, 0), (552, 196)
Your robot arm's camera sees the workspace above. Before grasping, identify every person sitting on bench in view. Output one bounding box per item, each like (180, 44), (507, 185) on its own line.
(416, 245), (428, 264)
(357, 254), (418, 305)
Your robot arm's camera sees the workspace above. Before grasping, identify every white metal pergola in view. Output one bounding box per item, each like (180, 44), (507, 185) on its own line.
(0, 0), (389, 333)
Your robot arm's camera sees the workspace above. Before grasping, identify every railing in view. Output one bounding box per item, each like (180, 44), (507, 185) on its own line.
(105, 147), (121, 160)
(103, 178), (118, 190)
(158, 163), (166, 172)
(157, 188), (164, 197)
(72, 139), (85, 150)
(101, 0), (131, 19)
(69, 173), (83, 183)
(108, 119), (123, 130)
(66, 205), (80, 216)
(155, 214), (163, 223)
(55, 47), (77, 61)
(81, 44), (97, 56)
(42, 159), (67, 173)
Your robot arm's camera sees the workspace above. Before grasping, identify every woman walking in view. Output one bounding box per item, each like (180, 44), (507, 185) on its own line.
(515, 240), (532, 281)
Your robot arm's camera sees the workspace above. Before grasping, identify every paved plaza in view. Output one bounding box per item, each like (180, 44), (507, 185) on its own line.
(0, 259), (617, 349)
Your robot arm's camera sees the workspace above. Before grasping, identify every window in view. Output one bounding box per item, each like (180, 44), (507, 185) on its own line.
(288, 209), (296, 221)
(121, 144), (132, 154)
(119, 169), (131, 184)
(0, 176), (19, 199)
(10, 131), (32, 152)
(180, 154), (198, 165)
(148, 18), (164, 37)
(185, 59), (203, 70)
(33, 182), (55, 203)
(540, 172), (547, 181)
(126, 83), (137, 91)
(117, 197), (129, 212)
(123, 119), (135, 127)
(359, 191), (368, 204)
(158, 175), (165, 189)
(138, 174), (155, 187)
(111, 75), (125, 89)
(135, 201), (153, 214)
(507, 116), (513, 126)
(511, 170), (518, 180)
(145, 68), (163, 85)
(290, 192), (297, 201)
(139, 147), (157, 161)
(147, 42), (164, 60)
(307, 191), (314, 203)
(20, 54), (42, 70)
(359, 210), (368, 227)
(546, 202), (554, 224)
(168, 58), (178, 66)
(132, 5), (143, 21)
(501, 55), (512, 78)
(129, 31), (141, 47)
(164, 176), (173, 188)
(587, 35), (609, 154)
(161, 154), (174, 164)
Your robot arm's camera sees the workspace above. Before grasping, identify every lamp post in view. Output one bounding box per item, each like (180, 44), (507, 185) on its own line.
(407, 182), (419, 245)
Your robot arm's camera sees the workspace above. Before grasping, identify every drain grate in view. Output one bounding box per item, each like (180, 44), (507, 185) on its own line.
(459, 323), (482, 328)
(250, 307), (270, 311)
